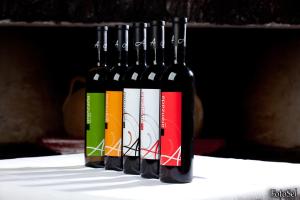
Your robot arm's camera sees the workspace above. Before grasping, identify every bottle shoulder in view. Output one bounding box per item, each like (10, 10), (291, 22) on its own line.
(88, 66), (108, 74)
(140, 64), (166, 81)
(107, 65), (128, 81)
(123, 65), (146, 81)
(87, 66), (109, 82)
(161, 64), (194, 81)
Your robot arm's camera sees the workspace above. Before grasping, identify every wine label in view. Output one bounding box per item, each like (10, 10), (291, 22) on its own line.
(140, 89), (160, 160)
(160, 92), (182, 166)
(105, 91), (123, 157)
(123, 88), (140, 156)
(86, 93), (105, 157)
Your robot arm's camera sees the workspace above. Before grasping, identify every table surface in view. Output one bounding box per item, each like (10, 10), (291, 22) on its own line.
(0, 154), (299, 200)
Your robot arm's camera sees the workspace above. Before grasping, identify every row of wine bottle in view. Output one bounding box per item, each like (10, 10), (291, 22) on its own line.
(85, 17), (195, 183)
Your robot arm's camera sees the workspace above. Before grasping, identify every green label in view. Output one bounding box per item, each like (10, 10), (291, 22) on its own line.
(86, 92), (105, 157)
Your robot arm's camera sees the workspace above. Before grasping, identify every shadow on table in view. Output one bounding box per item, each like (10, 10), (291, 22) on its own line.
(0, 167), (123, 182)
(0, 165), (85, 175)
(0, 166), (205, 191)
(61, 175), (205, 192)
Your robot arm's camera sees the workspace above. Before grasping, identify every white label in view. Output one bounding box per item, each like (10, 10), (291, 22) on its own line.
(131, 72), (139, 80)
(123, 88), (141, 156)
(93, 73), (100, 81)
(113, 73), (120, 81)
(148, 72), (156, 80)
(140, 89), (160, 160)
(168, 72), (177, 80)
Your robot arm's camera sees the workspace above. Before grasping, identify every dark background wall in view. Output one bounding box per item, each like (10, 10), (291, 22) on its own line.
(1, 26), (300, 148)
(1, 0), (300, 161)
(1, 0), (300, 24)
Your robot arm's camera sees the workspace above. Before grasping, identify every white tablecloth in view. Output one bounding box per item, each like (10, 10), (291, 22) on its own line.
(0, 154), (299, 200)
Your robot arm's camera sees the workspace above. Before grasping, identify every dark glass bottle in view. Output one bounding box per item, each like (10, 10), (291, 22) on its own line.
(105, 25), (129, 171)
(159, 17), (195, 183)
(122, 23), (148, 175)
(85, 26), (109, 168)
(140, 21), (166, 179)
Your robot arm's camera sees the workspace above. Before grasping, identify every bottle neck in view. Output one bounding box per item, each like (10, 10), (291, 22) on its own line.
(116, 26), (129, 68)
(96, 51), (108, 68)
(117, 50), (128, 67)
(96, 40), (101, 67)
(101, 49), (108, 67)
(134, 48), (147, 67)
(96, 26), (109, 68)
(150, 25), (165, 66)
(150, 45), (165, 66)
(151, 47), (164, 66)
(172, 20), (187, 66)
(133, 23), (147, 67)
(174, 45), (186, 66)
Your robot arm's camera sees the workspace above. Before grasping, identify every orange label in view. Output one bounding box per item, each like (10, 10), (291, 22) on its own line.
(105, 91), (123, 157)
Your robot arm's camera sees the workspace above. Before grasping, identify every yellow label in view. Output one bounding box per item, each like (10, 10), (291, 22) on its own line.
(105, 91), (123, 157)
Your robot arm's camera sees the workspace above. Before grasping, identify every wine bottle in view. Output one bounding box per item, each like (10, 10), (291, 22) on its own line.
(160, 17), (195, 183)
(105, 25), (129, 171)
(122, 22), (148, 175)
(140, 20), (166, 179)
(85, 26), (109, 168)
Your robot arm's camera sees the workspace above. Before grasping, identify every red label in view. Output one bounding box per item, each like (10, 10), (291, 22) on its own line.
(160, 92), (182, 166)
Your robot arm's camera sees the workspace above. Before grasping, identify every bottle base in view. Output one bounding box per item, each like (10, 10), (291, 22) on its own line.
(159, 165), (193, 183)
(123, 156), (140, 175)
(85, 156), (105, 168)
(140, 159), (159, 179)
(105, 156), (123, 171)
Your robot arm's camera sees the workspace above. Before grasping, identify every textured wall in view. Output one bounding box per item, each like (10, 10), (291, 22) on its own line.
(1, 26), (300, 149)
(1, 0), (300, 24)
(0, 27), (96, 143)
(0, 31), (62, 143)
(244, 38), (300, 148)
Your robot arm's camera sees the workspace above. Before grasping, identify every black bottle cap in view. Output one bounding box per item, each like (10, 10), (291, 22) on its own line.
(96, 26), (101, 45)
(96, 26), (109, 66)
(151, 20), (165, 27)
(172, 17), (187, 48)
(150, 20), (165, 49)
(103, 25), (108, 31)
(133, 22), (148, 28)
(96, 26), (109, 53)
(102, 26), (108, 52)
(173, 17), (188, 23)
(117, 24), (129, 30)
(116, 24), (129, 52)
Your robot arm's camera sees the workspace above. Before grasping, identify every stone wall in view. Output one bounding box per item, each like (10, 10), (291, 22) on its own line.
(1, 0), (300, 25)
